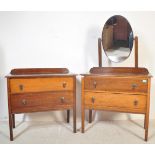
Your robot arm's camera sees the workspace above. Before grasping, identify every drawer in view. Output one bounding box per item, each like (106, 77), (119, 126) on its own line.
(84, 92), (147, 113)
(10, 77), (73, 94)
(84, 77), (148, 93)
(11, 92), (73, 113)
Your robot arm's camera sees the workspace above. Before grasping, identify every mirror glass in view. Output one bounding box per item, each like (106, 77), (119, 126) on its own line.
(102, 15), (134, 62)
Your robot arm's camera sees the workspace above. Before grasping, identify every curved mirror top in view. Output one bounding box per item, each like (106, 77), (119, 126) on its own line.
(102, 15), (134, 62)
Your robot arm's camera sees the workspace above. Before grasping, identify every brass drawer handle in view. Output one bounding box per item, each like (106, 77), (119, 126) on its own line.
(93, 81), (97, 88)
(22, 99), (27, 105)
(92, 97), (95, 103)
(62, 82), (67, 88)
(19, 84), (24, 91)
(60, 97), (65, 103)
(134, 100), (138, 106)
(131, 84), (138, 89)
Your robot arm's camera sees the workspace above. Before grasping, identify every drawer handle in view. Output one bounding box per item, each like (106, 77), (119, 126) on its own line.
(62, 82), (67, 88)
(22, 99), (27, 105)
(60, 97), (65, 103)
(93, 81), (97, 88)
(92, 97), (95, 103)
(134, 100), (138, 106)
(131, 84), (138, 89)
(19, 84), (24, 91)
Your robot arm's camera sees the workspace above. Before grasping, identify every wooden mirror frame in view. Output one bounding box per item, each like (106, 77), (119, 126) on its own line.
(98, 36), (138, 67)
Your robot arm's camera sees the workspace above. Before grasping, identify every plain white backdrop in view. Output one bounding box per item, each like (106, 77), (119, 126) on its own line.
(0, 11), (155, 122)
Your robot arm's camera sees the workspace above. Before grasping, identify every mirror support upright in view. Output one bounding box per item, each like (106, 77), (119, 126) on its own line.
(134, 36), (138, 68)
(98, 38), (102, 67)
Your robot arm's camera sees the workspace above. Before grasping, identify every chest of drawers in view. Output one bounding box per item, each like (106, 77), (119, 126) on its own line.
(6, 68), (76, 141)
(81, 67), (151, 141)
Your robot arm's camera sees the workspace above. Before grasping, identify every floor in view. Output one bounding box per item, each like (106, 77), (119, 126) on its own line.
(0, 120), (155, 144)
(106, 47), (130, 62)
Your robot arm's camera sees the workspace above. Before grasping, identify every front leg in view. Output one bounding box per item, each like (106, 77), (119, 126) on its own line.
(144, 113), (149, 141)
(89, 110), (92, 123)
(81, 107), (85, 133)
(67, 110), (70, 123)
(9, 113), (13, 141)
(12, 114), (15, 128)
(73, 107), (76, 133)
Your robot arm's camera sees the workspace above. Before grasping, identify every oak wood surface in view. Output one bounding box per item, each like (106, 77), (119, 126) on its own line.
(81, 73), (151, 141)
(7, 79), (13, 141)
(11, 92), (73, 113)
(135, 36), (138, 68)
(98, 38), (102, 67)
(84, 33), (151, 142)
(73, 76), (76, 133)
(144, 78), (151, 141)
(89, 67), (149, 75)
(10, 77), (73, 94)
(81, 78), (85, 133)
(10, 68), (69, 75)
(6, 68), (77, 140)
(84, 92), (146, 113)
(84, 76), (148, 93)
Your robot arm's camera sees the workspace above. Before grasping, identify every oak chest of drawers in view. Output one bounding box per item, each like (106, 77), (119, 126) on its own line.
(81, 67), (151, 141)
(6, 68), (76, 141)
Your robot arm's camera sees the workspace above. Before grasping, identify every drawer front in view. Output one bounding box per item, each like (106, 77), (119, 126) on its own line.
(10, 77), (73, 93)
(11, 92), (73, 113)
(84, 77), (148, 93)
(84, 92), (147, 113)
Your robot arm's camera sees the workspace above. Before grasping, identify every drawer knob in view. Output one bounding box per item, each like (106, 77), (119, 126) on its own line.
(134, 100), (138, 106)
(132, 84), (138, 89)
(22, 99), (27, 105)
(61, 97), (65, 103)
(93, 81), (97, 88)
(92, 97), (95, 103)
(62, 82), (67, 88)
(19, 84), (24, 91)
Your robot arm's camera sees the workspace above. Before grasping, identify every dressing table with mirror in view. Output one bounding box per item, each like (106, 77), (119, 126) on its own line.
(6, 68), (76, 141)
(81, 15), (152, 141)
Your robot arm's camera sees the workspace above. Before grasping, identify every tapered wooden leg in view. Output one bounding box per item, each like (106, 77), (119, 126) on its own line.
(145, 129), (148, 141)
(73, 107), (76, 133)
(89, 110), (92, 123)
(145, 113), (149, 141)
(73, 76), (76, 133)
(9, 113), (13, 141)
(144, 78), (151, 141)
(67, 110), (70, 123)
(144, 114), (146, 129)
(81, 107), (85, 133)
(12, 114), (15, 128)
(81, 78), (85, 133)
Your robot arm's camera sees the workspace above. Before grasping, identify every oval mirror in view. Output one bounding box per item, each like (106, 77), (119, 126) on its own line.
(102, 15), (134, 62)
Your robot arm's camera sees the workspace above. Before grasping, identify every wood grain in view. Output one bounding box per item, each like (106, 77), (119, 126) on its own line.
(11, 92), (73, 113)
(10, 68), (69, 75)
(90, 67), (149, 75)
(84, 76), (148, 93)
(7, 79), (13, 141)
(135, 36), (138, 68)
(98, 38), (102, 67)
(84, 92), (147, 113)
(144, 78), (151, 141)
(81, 78), (85, 133)
(6, 69), (77, 140)
(10, 77), (73, 93)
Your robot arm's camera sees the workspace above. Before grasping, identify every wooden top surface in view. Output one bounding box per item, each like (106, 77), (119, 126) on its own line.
(6, 67), (152, 78)
(6, 68), (77, 78)
(81, 67), (152, 78)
